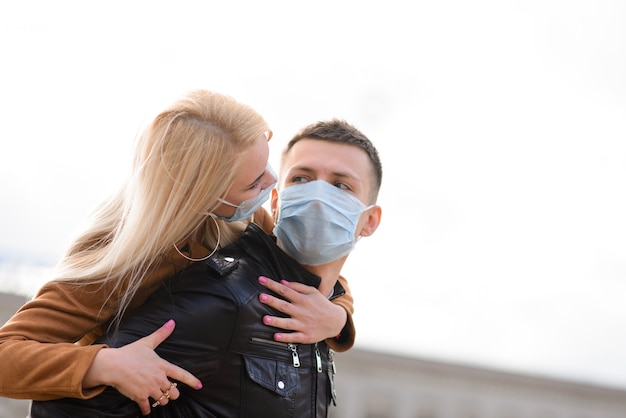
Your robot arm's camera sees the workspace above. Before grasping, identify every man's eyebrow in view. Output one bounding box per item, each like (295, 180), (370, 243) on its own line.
(289, 165), (314, 174)
(332, 171), (355, 179)
(290, 165), (357, 180)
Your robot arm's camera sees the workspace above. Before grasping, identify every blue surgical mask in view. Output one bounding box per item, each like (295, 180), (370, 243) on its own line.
(215, 165), (277, 222)
(273, 180), (372, 266)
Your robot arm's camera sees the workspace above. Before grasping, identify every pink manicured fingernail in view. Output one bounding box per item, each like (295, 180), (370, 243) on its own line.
(260, 293), (269, 302)
(275, 333), (283, 341)
(165, 319), (175, 328)
(258, 276), (268, 284)
(263, 315), (272, 324)
(281, 280), (290, 285)
(197, 382), (203, 389)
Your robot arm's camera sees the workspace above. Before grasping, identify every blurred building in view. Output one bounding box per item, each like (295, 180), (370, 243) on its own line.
(330, 348), (626, 418)
(2, 292), (626, 418)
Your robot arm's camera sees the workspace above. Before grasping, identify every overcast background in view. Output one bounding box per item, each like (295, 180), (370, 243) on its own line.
(1, 0), (625, 391)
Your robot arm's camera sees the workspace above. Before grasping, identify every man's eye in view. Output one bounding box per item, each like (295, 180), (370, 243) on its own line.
(335, 183), (350, 190)
(292, 176), (309, 184)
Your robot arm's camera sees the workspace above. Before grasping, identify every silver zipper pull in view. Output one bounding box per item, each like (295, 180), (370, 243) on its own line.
(315, 344), (322, 373)
(289, 343), (300, 368)
(329, 349), (337, 375)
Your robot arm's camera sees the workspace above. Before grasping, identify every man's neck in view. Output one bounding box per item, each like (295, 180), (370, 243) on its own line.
(302, 257), (347, 297)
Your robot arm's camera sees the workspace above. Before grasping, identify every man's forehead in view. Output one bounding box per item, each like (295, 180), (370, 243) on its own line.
(285, 138), (368, 169)
(283, 138), (372, 194)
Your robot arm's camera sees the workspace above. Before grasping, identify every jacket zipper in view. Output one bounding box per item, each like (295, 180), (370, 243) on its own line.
(314, 343), (322, 373)
(289, 343), (301, 368)
(250, 337), (301, 368)
(329, 348), (338, 406)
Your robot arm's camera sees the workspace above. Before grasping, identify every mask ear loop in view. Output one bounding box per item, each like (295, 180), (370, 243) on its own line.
(173, 214), (221, 262)
(356, 205), (376, 241)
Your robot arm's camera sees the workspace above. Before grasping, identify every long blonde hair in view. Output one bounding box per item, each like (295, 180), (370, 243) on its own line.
(55, 90), (269, 321)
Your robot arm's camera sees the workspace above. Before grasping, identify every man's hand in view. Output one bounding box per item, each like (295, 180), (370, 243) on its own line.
(83, 320), (202, 416)
(258, 276), (347, 344)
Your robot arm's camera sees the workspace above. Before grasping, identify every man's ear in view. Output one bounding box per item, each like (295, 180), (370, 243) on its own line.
(358, 205), (382, 237)
(270, 188), (279, 222)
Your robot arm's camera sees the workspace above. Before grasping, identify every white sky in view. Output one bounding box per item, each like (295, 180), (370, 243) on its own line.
(1, 0), (626, 390)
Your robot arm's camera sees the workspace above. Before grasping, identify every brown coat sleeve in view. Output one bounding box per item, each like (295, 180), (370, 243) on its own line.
(0, 251), (191, 400)
(252, 207), (356, 352)
(327, 274), (356, 352)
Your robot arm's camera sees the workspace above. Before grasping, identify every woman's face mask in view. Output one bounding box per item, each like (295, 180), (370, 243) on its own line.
(215, 165), (277, 222)
(272, 180), (372, 266)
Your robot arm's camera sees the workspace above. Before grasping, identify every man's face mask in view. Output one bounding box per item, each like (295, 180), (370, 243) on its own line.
(215, 165), (277, 222)
(273, 180), (372, 266)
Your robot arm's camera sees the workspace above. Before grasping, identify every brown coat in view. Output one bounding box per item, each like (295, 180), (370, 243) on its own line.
(0, 207), (355, 401)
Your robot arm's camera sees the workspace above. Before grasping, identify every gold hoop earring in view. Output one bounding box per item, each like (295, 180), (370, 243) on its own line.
(173, 214), (221, 262)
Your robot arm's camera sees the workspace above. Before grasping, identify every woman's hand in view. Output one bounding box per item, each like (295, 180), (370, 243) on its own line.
(258, 276), (347, 344)
(83, 320), (202, 416)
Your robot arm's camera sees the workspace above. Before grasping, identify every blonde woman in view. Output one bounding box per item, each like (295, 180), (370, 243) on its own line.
(0, 90), (354, 416)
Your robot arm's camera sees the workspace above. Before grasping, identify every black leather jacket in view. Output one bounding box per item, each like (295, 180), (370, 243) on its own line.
(30, 223), (342, 418)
